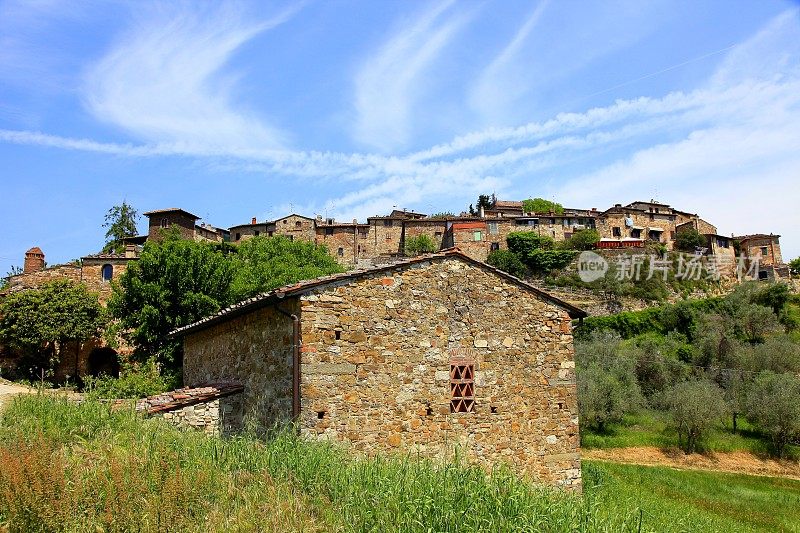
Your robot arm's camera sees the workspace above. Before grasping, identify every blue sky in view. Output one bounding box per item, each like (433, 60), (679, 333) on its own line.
(1, 0), (799, 273)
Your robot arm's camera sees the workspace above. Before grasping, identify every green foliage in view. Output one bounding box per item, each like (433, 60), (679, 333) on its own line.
(467, 194), (493, 216)
(102, 201), (139, 254)
(504, 232), (576, 275)
(486, 249), (526, 278)
(575, 332), (641, 431)
(108, 235), (342, 369)
(675, 229), (705, 252)
(3, 396), (800, 532)
(559, 228), (600, 250)
(666, 380), (727, 454)
(0, 280), (106, 377)
(230, 235), (344, 300)
(83, 359), (180, 399)
(752, 281), (791, 315)
(428, 212), (454, 219)
(403, 234), (438, 256)
(108, 236), (237, 369)
(506, 231), (555, 254)
(521, 197), (564, 215)
(745, 371), (800, 458)
(789, 257), (800, 275)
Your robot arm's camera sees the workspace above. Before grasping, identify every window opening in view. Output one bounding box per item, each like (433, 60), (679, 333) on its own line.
(101, 264), (113, 282)
(450, 362), (475, 413)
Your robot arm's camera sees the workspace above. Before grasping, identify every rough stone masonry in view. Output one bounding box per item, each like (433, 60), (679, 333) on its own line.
(175, 251), (585, 490)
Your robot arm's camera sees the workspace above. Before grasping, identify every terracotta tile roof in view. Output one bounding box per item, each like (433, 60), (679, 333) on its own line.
(733, 234), (780, 241)
(494, 200), (523, 208)
(143, 208), (201, 219)
(26, 246), (44, 254)
(169, 249), (587, 338)
(81, 252), (138, 260)
(136, 382), (244, 415)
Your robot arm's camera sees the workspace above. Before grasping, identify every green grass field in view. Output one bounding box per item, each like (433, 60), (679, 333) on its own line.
(1, 395), (799, 532)
(581, 409), (800, 458)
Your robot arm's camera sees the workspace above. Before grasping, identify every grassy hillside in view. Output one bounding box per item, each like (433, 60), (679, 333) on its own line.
(2, 395), (799, 532)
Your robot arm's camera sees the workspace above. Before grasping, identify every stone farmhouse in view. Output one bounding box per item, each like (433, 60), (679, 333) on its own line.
(170, 250), (586, 489)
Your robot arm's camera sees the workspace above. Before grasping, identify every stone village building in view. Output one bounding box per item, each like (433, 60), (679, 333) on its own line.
(2, 199), (789, 381)
(170, 250), (587, 489)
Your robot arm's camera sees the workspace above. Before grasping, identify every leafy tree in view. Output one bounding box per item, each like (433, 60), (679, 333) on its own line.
(468, 194), (493, 216)
(560, 229), (600, 250)
(789, 257), (800, 276)
(695, 313), (739, 368)
(752, 282), (791, 315)
(675, 229), (705, 252)
(0, 265), (23, 290)
(428, 212), (455, 219)
(486, 250), (526, 278)
(666, 379), (727, 454)
(404, 235), (438, 256)
(745, 371), (800, 457)
(0, 280), (106, 378)
(506, 232), (555, 255)
(108, 236), (236, 368)
(102, 201), (140, 254)
(735, 303), (781, 344)
(575, 332), (641, 431)
(231, 236), (344, 299)
(522, 198), (564, 215)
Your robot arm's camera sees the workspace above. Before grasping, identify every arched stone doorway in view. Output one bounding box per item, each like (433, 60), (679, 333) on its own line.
(87, 347), (120, 377)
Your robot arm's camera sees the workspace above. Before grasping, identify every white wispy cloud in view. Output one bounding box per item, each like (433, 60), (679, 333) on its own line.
(83, 1), (302, 150)
(468, 0), (549, 122)
(352, 0), (471, 151)
(2, 8), (799, 258)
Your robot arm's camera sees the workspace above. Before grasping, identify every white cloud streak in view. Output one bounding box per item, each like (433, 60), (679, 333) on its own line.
(352, 0), (471, 151)
(83, 2), (302, 151)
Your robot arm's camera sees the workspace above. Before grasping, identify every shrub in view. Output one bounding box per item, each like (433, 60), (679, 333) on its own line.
(506, 232), (554, 255)
(745, 371), (800, 457)
(526, 249), (578, 274)
(486, 249), (526, 278)
(666, 380), (727, 454)
(83, 359), (180, 399)
(560, 229), (600, 250)
(404, 234), (437, 256)
(675, 229), (705, 252)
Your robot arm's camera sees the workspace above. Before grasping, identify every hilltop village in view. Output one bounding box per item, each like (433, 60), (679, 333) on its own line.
(6, 197), (789, 299)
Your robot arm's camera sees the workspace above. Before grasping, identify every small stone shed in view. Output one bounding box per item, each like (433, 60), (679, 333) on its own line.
(171, 250), (587, 489)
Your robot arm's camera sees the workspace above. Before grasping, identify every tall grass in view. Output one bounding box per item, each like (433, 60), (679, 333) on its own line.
(2, 395), (797, 531)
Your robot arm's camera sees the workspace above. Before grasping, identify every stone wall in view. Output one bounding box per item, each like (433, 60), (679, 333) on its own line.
(297, 257), (581, 489)
(4, 264), (82, 292)
(273, 215), (316, 243)
(316, 224), (369, 266)
(740, 236), (783, 266)
(183, 305), (295, 429)
(367, 218), (404, 256)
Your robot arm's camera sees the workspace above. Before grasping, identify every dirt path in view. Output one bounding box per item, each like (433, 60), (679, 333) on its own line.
(584, 446), (800, 480)
(0, 380), (33, 414)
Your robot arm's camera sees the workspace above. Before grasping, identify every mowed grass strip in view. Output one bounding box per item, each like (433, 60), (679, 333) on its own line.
(585, 460), (800, 532)
(2, 395), (799, 532)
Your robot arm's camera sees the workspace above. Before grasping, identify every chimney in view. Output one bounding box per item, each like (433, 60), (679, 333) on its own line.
(615, 203), (622, 208)
(353, 218), (358, 224)
(23, 247), (45, 273)
(125, 244), (137, 258)
(591, 207), (597, 212)
(479, 205), (485, 218)
(251, 217), (257, 224)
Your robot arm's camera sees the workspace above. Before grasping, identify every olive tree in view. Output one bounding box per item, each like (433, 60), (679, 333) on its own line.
(666, 380), (727, 453)
(745, 371), (800, 458)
